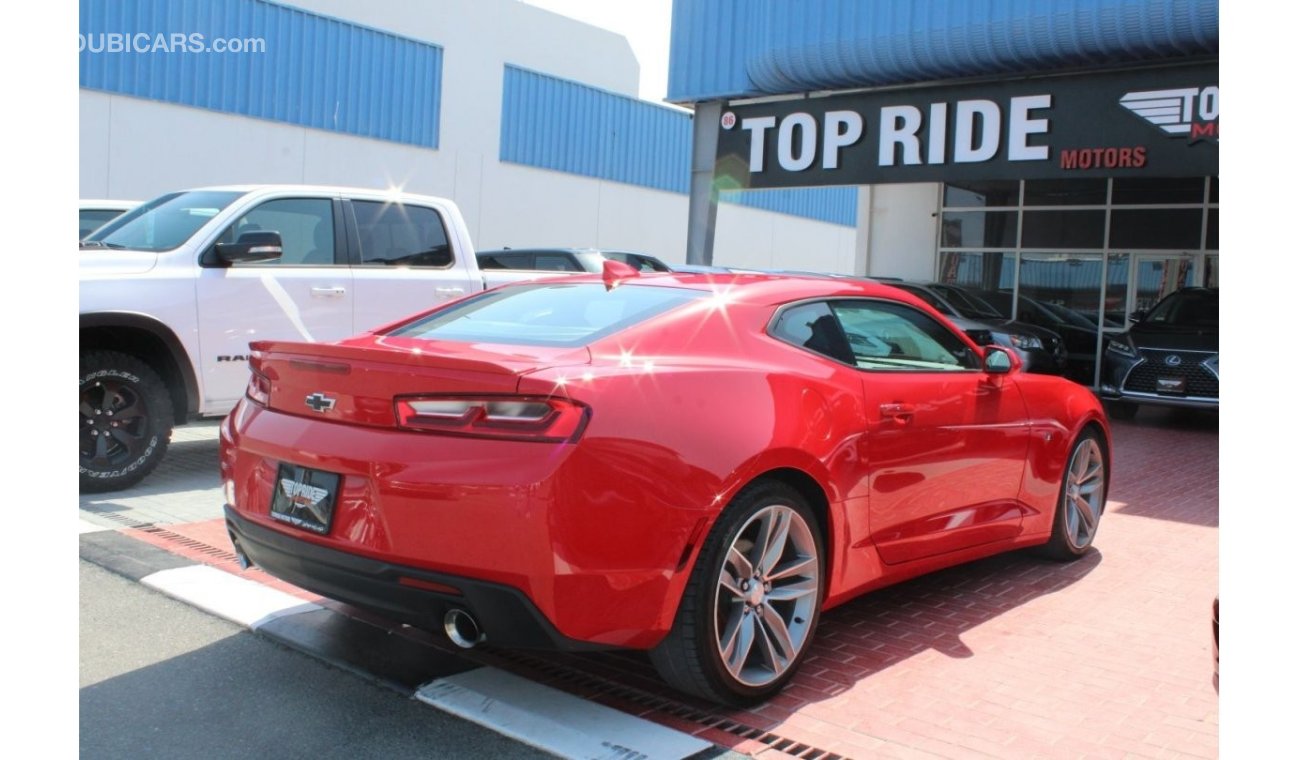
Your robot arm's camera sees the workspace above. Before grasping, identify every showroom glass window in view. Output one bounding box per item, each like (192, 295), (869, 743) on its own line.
(937, 177), (1217, 387)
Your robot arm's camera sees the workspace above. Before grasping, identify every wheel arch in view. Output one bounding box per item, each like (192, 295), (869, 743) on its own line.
(693, 456), (841, 603)
(1076, 416), (1112, 502)
(747, 467), (834, 563)
(80, 313), (198, 424)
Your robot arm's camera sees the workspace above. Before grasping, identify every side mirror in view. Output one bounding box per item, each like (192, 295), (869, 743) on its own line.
(1129, 309), (1147, 324)
(214, 231), (284, 265)
(983, 345), (1018, 374)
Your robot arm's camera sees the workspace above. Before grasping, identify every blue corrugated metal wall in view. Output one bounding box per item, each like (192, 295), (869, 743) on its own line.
(669, 0), (1218, 103)
(501, 66), (857, 226)
(79, 0), (443, 148)
(719, 188), (859, 227)
(501, 66), (691, 194)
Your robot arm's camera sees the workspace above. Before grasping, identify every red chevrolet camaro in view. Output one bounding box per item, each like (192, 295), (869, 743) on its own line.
(220, 269), (1110, 705)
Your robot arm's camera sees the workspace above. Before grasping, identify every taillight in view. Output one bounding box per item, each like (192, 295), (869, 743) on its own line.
(394, 395), (588, 442)
(246, 370), (271, 406)
(246, 351), (271, 406)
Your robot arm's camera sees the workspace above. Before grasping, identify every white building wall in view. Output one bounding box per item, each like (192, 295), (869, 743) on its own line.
(862, 183), (942, 280)
(78, 0), (857, 268)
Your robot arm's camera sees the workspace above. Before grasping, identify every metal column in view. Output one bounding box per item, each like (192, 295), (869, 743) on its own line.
(685, 101), (722, 265)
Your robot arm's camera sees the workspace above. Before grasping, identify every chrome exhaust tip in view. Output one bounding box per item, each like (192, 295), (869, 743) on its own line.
(228, 530), (252, 571)
(443, 608), (485, 649)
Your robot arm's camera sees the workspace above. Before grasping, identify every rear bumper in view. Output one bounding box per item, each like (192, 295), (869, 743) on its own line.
(220, 399), (710, 649)
(226, 505), (607, 651)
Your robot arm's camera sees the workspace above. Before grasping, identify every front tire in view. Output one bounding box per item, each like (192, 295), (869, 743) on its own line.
(80, 351), (174, 493)
(1106, 401), (1138, 421)
(650, 481), (824, 705)
(1039, 429), (1108, 561)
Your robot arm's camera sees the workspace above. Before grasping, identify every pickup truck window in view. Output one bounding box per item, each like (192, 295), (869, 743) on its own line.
(86, 190), (244, 252)
(217, 198), (338, 266)
(353, 200), (452, 268)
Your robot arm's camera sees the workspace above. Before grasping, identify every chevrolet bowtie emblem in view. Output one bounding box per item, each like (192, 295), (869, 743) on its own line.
(305, 392), (336, 412)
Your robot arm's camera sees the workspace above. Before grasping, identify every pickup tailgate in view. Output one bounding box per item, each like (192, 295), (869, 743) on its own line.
(250, 336), (591, 428)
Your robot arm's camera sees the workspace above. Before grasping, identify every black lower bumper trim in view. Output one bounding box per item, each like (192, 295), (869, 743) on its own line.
(225, 506), (609, 652)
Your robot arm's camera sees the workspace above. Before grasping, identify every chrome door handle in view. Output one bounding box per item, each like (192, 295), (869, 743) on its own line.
(310, 287), (346, 297)
(879, 403), (916, 424)
(436, 286), (466, 296)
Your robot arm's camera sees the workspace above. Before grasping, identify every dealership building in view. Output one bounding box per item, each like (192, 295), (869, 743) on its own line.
(669, 0), (1217, 387)
(79, 0), (1217, 387)
(79, 0), (860, 272)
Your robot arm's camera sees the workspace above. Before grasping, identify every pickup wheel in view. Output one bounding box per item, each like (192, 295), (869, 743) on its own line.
(80, 351), (173, 493)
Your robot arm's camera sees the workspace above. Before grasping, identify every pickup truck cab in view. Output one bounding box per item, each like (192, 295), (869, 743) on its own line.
(80, 184), (519, 491)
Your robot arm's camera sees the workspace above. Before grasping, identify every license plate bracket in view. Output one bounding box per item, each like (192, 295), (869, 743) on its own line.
(1156, 376), (1187, 394)
(269, 464), (341, 535)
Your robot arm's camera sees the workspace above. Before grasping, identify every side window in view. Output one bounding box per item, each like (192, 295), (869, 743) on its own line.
(606, 252), (660, 272)
(352, 200), (452, 267)
(893, 285), (952, 314)
(830, 300), (978, 371)
(478, 252), (533, 269)
(534, 254), (582, 271)
(771, 301), (854, 363)
(218, 198), (337, 266)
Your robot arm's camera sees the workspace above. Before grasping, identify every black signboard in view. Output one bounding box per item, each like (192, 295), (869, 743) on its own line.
(714, 62), (1217, 189)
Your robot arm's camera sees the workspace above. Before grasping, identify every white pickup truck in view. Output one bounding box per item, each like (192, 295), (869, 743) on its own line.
(79, 185), (543, 492)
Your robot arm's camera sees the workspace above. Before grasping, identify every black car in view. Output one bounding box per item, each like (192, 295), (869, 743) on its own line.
(892, 283), (1069, 375)
(1100, 287), (1219, 419)
(476, 247), (672, 273)
(940, 286), (1103, 384)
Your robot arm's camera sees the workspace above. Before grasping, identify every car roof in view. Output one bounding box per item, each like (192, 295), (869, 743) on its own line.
(504, 271), (930, 308)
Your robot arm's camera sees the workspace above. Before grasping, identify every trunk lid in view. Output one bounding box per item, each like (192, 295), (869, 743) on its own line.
(252, 336), (591, 427)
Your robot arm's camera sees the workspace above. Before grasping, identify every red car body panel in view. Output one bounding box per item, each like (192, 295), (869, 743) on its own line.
(221, 273), (1109, 649)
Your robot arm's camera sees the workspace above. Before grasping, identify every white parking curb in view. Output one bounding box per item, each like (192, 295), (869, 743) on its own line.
(416, 667), (712, 760)
(141, 564), (321, 629)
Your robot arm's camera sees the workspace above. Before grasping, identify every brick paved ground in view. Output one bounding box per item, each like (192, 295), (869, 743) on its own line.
(81, 408), (1218, 759)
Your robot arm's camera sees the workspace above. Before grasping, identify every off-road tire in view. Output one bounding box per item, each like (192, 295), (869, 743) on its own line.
(80, 350), (173, 493)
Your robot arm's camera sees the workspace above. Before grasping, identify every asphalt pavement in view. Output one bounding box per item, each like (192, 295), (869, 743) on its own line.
(80, 558), (552, 759)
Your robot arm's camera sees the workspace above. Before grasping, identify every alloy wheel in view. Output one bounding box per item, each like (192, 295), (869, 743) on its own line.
(1063, 438), (1106, 550)
(713, 504), (820, 687)
(80, 378), (151, 469)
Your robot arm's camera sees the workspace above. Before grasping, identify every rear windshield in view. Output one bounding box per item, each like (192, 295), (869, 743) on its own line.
(390, 283), (703, 346)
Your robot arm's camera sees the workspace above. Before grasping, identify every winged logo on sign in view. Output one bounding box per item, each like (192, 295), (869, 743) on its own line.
(1120, 86), (1218, 142)
(279, 479), (331, 523)
(1119, 88), (1200, 135)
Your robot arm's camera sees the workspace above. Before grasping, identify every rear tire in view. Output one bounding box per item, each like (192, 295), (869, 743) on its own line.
(650, 481), (824, 705)
(80, 351), (173, 493)
(1039, 429), (1108, 561)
